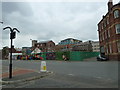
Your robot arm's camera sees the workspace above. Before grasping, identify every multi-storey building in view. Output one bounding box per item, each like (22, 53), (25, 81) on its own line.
(72, 40), (93, 52)
(56, 38), (82, 51)
(98, 0), (120, 60)
(91, 41), (100, 52)
(58, 38), (82, 45)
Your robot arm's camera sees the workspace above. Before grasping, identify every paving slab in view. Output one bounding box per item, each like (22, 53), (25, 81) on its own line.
(1, 67), (52, 85)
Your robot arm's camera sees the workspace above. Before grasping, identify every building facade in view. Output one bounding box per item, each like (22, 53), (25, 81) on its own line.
(72, 40), (93, 52)
(0, 49), (2, 59)
(98, 0), (120, 60)
(34, 40), (55, 52)
(56, 38), (82, 51)
(32, 40), (37, 47)
(22, 47), (32, 55)
(58, 38), (82, 45)
(91, 41), (100, 52)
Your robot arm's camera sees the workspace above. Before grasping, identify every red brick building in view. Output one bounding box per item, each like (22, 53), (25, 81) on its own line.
(98, 0), (120, 61)
(34, 40), (55, 52)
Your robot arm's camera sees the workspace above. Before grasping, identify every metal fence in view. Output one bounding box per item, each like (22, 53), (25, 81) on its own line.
(40, 51), (99, 61)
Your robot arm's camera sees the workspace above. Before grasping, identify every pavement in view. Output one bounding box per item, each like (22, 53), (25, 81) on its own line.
(0, 66), (52, 85)
(0, 57), (99, 85)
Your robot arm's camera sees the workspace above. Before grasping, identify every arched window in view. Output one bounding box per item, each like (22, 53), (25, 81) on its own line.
(114, 9), (119, 18)
(117, 41), (120, 52)
(115, 23), (120, 34)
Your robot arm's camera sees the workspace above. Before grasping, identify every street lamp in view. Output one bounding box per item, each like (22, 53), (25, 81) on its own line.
(3, 26), (20, 78)
(30, 39), (32, 47)
(0, 22), (3, 24)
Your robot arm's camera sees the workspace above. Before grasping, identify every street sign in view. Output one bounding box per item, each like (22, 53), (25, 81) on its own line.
(10, 31), (16, 39)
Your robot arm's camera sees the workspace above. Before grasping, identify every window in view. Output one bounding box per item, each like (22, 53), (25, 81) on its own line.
(106, 46), (109, 54)
(105, 30), (107, 39)
(117, 41), (120, 52)
(115, 24), (120, 34)
(108, 29), (110, 37)
(100, 46), (105, 53)
(109, 44), (112, 53)
(104, 21), (106, 27)
(103, 33), (104, 40)
(114, 10), (119, 18)
(101, 34), (102, 41)
(107, 18), (109, 24)
(102, 23), (103, 29)
(49, 44), (52, 47)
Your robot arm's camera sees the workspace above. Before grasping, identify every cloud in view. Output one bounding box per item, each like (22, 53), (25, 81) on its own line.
(2, 2), (33, 16)
(2, 1), (107, 48)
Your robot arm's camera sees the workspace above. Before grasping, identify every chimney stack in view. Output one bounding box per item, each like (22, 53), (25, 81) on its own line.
(108, 0), (113, 11)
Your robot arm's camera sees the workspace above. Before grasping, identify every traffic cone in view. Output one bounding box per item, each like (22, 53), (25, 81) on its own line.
(40, 61), (47, 72)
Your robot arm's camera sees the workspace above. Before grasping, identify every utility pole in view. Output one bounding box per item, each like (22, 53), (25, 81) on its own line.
(3, 26), (20, 78)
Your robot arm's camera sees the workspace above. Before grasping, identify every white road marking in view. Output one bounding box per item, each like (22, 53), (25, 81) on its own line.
(68, 74), (74, 76)
(96, 77), (102, 79)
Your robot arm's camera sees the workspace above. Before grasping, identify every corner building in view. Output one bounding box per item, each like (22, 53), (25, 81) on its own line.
(98, 0), (120, 61)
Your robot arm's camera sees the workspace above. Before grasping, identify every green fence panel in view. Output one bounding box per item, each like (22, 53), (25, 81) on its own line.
(70, 51), (84, 61)
(69, 51), (100, 61)
(41, 51), (99, 61)
(63, 51), (70, 60)
(55, 51), (70, 60)
(55, 52), (63, 60)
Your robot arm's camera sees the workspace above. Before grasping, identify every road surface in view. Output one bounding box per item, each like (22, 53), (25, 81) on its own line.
(2, 60), (118, 88)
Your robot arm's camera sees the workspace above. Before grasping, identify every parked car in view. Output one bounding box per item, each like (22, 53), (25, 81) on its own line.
(96, 54), (108, 61)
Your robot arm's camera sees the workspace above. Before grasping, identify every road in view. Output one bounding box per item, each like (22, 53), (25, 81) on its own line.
(2, 60), (118, 88)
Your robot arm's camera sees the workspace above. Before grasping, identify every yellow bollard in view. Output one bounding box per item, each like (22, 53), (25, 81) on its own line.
(40, 61), (47, 72)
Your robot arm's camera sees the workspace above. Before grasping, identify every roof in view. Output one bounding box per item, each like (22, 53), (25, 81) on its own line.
(98, 1), (120, 25)
(31, 47), (41, 54)
(61, 38), (82, 42)
(112, 1), (120, 8)
(38, 40), (54, 44)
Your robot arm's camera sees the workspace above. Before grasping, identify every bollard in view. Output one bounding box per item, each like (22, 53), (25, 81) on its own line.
(40, 61), (47, 72)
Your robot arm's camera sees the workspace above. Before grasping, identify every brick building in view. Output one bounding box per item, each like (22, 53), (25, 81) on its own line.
(2, 46), (22, 59)
(98, 0), (120, 60)
(0, 49), (2, 59)
(33, 40), (55, 52)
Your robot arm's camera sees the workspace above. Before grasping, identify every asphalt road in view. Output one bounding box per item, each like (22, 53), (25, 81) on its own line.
(2, 60), (118, 88)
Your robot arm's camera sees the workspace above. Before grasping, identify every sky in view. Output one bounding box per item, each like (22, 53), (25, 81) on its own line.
(0, 0), (120, 49)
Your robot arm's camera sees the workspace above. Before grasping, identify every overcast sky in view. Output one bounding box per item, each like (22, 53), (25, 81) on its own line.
(1, 0), (119, 49)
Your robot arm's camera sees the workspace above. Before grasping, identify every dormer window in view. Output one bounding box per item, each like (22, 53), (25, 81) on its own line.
(114, 9), (119, 18)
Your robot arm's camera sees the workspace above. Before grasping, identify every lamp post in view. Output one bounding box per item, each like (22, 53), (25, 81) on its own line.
(0, 22), (3, 24)
(30, 39), (33, 47)
(3, 26), (20, 78)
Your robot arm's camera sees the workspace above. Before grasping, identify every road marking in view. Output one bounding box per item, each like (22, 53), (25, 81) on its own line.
(95, 77), (103, 79)
(68, 74), (74, 76)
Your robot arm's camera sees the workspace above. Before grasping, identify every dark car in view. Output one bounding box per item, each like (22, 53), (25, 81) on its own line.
(97, 54), (108, 61)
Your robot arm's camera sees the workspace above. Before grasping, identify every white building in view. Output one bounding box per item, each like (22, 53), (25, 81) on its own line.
(91, 41), (100, 52)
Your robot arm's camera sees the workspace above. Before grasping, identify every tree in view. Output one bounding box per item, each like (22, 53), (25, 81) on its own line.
(2, 46), (9, 59)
